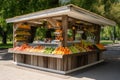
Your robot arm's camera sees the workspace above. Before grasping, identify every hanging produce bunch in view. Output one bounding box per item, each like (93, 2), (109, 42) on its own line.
(14, 23), (31, 42)
(52, 46), (71, 55)
(54, 29), (63, 41)
(17, 23), (31, 30)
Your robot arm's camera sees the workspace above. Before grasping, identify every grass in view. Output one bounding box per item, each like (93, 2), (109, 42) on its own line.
(0, 44), (13, 49)
(100, 40), (120, 45)
(0, 41), (13, 49)
(100, 40), (113, 45)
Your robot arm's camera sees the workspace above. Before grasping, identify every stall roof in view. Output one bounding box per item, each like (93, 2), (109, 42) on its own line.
(6, 4), (116, 26)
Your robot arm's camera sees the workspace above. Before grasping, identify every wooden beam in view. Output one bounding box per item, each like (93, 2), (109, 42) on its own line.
(13, 23), (17, 62)
(46, 18), (61, 28)
(13, 23), (17, 47)
(46, 18), (57, 27)
(68, 16), (94, 25)
(10, 15), (63, 24)
(62, 15), (68, 47)
(27, 21), (42, 24)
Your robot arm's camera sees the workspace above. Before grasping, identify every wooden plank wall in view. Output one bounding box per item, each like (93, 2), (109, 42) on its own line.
(14, 51), (102, 71)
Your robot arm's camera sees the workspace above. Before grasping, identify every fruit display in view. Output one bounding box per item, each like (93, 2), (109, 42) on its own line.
(10, 40), (105, 55)
(18, 24), (31, 30)
(15, 36), (28, 42)
(43, 47), (55, 54)
(80, 40), (92, 47)
(11, 46), (21, 51)
(12, 43), (31, 51)
(11, 44), (71, 55)
(54, 29), (63, 41)
(69, 46), (79, 53)
(52, 46), (71, 55)
(14, 24), (31, 43)
(29, 45), (45, 52)
(95, 44), (106, 50)
(11, 44), (42, 52)
(73, 40), (98, 52)
(74, 44), (87, 52)
(55, 29), (62, 34)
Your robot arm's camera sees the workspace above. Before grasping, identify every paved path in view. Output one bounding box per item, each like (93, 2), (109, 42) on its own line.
(0, 44), (120, 80)
(0, 49), (12, 60)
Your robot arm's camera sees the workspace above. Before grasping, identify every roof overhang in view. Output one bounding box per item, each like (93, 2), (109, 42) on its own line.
(6, 4), (116, 26)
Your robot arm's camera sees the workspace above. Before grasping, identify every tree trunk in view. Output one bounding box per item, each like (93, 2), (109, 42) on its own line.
(2, 32), (7, 44)
(0, 27), (7, 44)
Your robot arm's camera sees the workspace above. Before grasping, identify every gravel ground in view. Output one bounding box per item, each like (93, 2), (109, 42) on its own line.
(0, 44), (120, 80)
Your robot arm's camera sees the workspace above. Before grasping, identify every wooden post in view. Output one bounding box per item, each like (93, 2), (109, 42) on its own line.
(13, 23), (17, 47)
(62, 15), (68, 47)
(13, 23), (16, 62)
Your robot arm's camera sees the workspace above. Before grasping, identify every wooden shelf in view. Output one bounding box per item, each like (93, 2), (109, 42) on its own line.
(32, 42), (59, 45)
(8, 48), (101, 58)
(15, 29), (30, 32)
(14, 27), (31, 31)
(67, 41), (80, 44)
(15, 40), (28, 42)
(15, 34), (31, 37)
(8, 49), (63, 58)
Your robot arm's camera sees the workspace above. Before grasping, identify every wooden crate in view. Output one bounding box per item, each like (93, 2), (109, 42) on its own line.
(48, 57), (57, 70)
(31, 55), (38, 66)
(9, 50), (103, 73)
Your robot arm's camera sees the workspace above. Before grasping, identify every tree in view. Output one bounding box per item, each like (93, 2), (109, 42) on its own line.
(102, 0), (119, 43)
(110, 3), (120, 25)
(58, 0), (120, 43)
(0, 17), (7, 44)
(0, 0), (119, 44)
(101, 26), (113, 40)
(0, 0), (16, 44)
(0, 0), (59, 44)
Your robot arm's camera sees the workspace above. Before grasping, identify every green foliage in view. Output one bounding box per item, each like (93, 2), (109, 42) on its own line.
(35, 27), (47, 41)
(0, 0), (120, 44)
(0, 0), (59, 44)
(0, 43), (13, 48)
(0, 17), (7, 31)
(100, 40), (113, 45)
(101, 26), (113, 40)
(67, 29), (73, 38)
(61, 0), (120, 41)
(110, 3), (120, 25)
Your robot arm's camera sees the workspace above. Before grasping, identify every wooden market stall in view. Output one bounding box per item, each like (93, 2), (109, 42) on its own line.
(6, 4), (116, 74)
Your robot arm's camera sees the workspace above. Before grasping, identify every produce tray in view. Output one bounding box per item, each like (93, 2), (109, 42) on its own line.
(8, 48), (63, 58)
(8, 48), (105, 58)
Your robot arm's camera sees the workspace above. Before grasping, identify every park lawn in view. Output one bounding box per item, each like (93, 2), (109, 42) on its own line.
(0, 42), (13, 49)
(100, 40), (113, 45)
(100, 40), (120, 45)
(0, 44), (13, 49)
